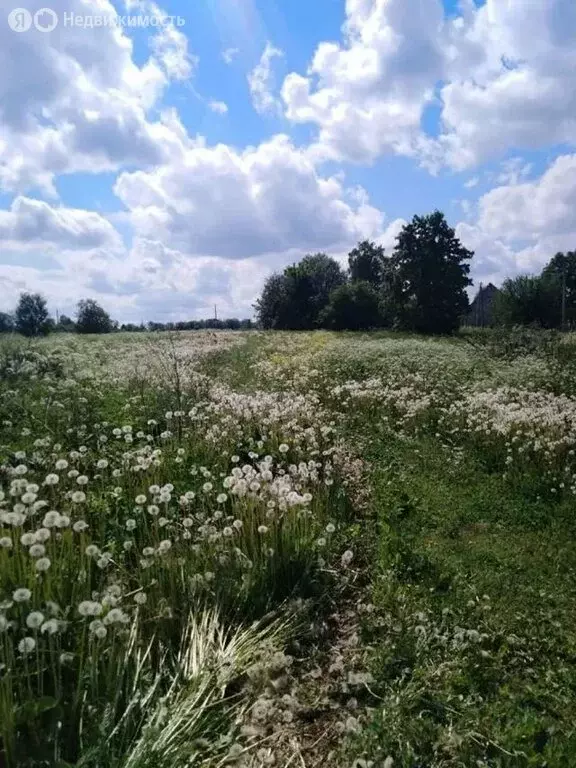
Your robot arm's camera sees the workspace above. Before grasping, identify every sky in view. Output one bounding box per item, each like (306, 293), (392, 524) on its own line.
(1, 0), (576, 323)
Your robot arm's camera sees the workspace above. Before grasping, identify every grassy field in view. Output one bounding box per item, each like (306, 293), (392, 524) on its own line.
(1, 328), (576, 766)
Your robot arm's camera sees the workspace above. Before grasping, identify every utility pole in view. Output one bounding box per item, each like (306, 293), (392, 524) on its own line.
(214, 304), (218, 321)
(479, 282), (484, 328)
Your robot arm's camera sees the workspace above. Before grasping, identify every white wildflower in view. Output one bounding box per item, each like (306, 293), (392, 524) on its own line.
(18, 637), (36, 654)
(341, 550), (354, 567)
(26, 611), (45, 629)
(41, 618), (60, 635)
(13, 588), (32, 603)
(29, 544), (46, 558)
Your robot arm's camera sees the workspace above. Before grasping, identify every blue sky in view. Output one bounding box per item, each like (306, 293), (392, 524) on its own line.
(1, 0), (576, 321)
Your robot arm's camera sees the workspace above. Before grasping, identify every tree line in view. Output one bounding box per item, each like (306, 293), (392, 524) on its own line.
(256, 211), (473, 334)
(256, 211), (576, 333)
(494, 251), (576, 329)
(1, 209), (574, 337)
(0, 294), (254, 337)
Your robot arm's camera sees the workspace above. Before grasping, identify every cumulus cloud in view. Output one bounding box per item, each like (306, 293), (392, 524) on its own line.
(281, 0), (445, 163)
(248, 42), (284, 116)
(437, 0), (576, 169)
(280, 0), (576, 169)
(0, 0), (194, 193)
(456, 154), (576, 286)
(114, 134), (384, 259)
(0, 197), (123, 251)
(477, 155), (576, 242)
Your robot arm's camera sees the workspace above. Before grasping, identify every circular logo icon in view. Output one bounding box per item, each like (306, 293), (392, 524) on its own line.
(34, 7), (58, 32)
(8, 8), (33, 32)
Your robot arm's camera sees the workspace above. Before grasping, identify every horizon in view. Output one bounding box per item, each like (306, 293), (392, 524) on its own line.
(1, 0), (575, 323)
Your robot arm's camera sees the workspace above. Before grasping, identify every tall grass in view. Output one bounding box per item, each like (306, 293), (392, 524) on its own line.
(0, 335), (348, 765)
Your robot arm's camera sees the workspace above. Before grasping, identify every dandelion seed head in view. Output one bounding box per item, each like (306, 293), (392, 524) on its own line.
(78, 601), (102, 617)
(43, 510), (61, 528)
(18, 637), (36, 654)
(26, 611), (44, 629)
(13, 588), (32, 603)
(341, 550), (354, 567)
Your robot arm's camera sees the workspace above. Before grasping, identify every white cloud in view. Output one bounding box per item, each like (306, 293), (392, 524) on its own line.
(457, 154), (576, 286)
(0, 196), (122, 252)
(150, 23), (197, 81)
(280, 0), (576, 169)
(114, 133), (384, 259)
(248, 42), (284, 116)
(208, 100), (229, 114)
(281, 0), (445, 163)
(222, 47), (240, 64)
(0, 0), (194, 193)
(437, 0), (576, 169)
(478, 155), (576, 242)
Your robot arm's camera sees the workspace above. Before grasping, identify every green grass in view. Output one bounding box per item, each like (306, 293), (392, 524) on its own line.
(350, 433), (576, 766)
(3, 327), (576, 767)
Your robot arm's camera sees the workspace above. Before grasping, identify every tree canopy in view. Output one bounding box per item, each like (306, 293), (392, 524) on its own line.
(348, 240), (387, 287)
(76, 299), (115, 334)
(388, 211), (473, 334)
(255, 214), (475, 333)
(0, 312), (14, 333)
(15, 293), (52, 337)
(320, 281), (383, 331)
(256, 253), (346, 330)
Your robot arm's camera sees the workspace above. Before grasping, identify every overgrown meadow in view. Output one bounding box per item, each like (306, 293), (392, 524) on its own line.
(2, 328), (576, 766)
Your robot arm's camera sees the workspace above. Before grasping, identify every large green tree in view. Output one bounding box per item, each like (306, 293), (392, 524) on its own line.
(76, 299), (115, 334)
(494, 274), (561, 328)
(254, 273), (293, 330)
(541, 251), (576, 328)
(256, 253), (346, 329)
(320, 281), (383, 330)
(389, 211), (473, 333)
(348, 240), (387, 287)
(15, 293), (52, 337)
